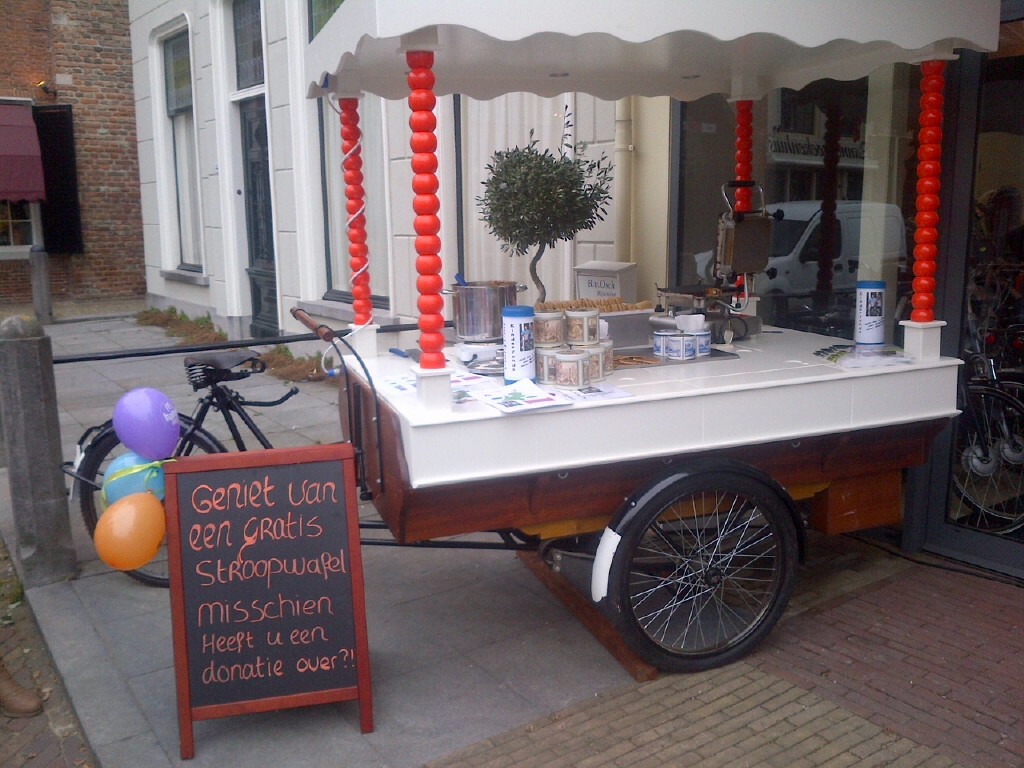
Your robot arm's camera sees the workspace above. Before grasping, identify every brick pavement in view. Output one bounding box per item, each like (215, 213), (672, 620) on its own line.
(0, 541), (97, 768)
(426, 537), (1022, 768)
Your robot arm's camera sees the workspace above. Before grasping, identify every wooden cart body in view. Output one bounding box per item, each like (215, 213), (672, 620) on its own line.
(342, 327), (958, 544)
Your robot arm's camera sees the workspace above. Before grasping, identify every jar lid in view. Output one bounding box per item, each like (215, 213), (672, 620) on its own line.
(556, 349), (589, 360)
(565, 307), (599, 316)
(502, 305), (534, 317)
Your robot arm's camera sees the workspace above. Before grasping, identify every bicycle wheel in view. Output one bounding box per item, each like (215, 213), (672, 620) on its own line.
(77, 417), (226, 587)
(951, 384), (1024, 534)
(607, 466), (799, 672)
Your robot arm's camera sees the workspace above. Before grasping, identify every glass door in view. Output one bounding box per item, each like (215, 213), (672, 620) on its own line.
(919, 19), (1024, 578)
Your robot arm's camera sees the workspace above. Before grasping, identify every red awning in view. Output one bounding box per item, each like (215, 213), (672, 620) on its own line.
(0, 104), (45, 202)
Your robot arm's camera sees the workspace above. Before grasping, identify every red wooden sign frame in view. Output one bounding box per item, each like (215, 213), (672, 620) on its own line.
(164, 443), (372, 759)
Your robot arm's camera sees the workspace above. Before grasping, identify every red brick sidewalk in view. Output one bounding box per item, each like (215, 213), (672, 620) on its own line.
(0, 543), (96, 768)
(428, 534), (1024, 768)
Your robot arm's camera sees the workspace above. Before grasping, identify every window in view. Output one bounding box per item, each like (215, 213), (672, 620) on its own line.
(309, 0), (344, 40)
(779, 88), (816, 135)
(163, 30), (202, 270)
(233, 0), (264, 89)
(320, 95), (390, 309)
(0, 201), (32, 247)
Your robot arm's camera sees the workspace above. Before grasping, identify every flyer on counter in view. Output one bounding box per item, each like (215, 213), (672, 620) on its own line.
(471, 379), (575, 413)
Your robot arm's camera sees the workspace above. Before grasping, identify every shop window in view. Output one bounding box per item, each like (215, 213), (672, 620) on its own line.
(164, 30), (202, 270)
(675, 69), (914, 343)
(233, 0), (264, 89)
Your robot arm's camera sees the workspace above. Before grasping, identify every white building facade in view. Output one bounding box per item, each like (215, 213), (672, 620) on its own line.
(128, 0), (629, 339)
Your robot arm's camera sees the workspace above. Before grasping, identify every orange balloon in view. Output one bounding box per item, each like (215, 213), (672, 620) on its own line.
(94, 492), (166, 571)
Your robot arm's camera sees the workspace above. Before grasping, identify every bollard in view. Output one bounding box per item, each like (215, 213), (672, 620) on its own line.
(0, 315), (77, 586)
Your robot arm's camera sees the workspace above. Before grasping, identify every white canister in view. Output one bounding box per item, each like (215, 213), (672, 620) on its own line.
(502, 305), (535, 383)
(565, 308), (600, 345)
(535, 346), (563, 384)
(555, 349), (591, 389)
(588, 346), (605, 382)
(695, 329), (712, 356)
(601, 339), (615, 375)
(534, 310), (565, 347)
(855, 280), (886, 345)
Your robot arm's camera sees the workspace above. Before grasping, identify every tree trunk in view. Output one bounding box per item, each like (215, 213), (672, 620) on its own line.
(529, 242), (548, 304)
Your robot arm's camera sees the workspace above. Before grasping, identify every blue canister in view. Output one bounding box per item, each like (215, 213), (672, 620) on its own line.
(502, 305), (536, 383)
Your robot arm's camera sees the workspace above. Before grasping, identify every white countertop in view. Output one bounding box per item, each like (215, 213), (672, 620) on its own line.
(346, 328), (960, 489)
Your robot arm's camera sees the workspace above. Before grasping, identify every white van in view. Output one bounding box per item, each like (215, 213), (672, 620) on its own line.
(692, 201), (908, 325)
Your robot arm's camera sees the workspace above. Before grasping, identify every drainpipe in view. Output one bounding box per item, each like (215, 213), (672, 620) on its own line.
(614, 98), (633, 262)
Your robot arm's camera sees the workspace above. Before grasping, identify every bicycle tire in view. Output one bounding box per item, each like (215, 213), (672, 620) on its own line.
(607, 467), (799, 672)
(951, 384), (1024, 534)
(76, 417), (227, 587)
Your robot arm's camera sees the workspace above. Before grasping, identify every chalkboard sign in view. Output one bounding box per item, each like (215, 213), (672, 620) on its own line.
(164, 443), (372, 759)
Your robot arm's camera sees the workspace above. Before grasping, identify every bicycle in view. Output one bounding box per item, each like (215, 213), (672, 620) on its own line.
(67, 348), (300, 587)
(949, 352), (1024, 535)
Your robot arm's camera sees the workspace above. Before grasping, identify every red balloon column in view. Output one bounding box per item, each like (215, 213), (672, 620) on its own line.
(911, 61), (946, 323)
(407, 51), (446, 369)
(340, 98), (373, 326)
(734, 100), (754, 212)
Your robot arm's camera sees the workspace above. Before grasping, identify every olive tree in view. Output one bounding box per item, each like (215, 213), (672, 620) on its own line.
(477, 114), (613, 304)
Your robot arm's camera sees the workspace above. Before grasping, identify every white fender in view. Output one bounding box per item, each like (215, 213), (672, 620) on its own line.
(590, 527), (622, 602)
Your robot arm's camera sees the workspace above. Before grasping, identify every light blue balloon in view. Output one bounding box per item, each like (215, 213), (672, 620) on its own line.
(102, 450), (166, 507)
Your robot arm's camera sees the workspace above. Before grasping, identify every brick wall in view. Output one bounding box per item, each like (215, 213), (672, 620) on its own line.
(0, 0), (144, 304)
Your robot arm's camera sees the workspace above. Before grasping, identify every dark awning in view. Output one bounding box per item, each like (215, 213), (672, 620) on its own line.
(0, 103), (46, 202)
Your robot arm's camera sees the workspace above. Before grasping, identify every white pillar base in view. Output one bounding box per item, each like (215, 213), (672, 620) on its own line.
(415, 365), (453, 412)
(347, 323), (379, 359)
(900, 320), (945, 361)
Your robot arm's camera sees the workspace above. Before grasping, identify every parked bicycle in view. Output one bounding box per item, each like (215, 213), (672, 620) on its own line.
(67, 348), (300, 587)
(950, 352), (1024, 535)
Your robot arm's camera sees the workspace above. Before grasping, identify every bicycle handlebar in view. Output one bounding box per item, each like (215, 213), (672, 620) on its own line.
(290, 307), (335, 342)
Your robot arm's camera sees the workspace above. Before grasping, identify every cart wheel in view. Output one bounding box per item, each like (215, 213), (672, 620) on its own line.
(607, 463), (800, 672)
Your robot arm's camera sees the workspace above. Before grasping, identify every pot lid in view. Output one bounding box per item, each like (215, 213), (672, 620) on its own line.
(306, 0), (999, 102)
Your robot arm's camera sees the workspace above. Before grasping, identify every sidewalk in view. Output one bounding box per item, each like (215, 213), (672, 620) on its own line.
(1, 307), (1023, 767)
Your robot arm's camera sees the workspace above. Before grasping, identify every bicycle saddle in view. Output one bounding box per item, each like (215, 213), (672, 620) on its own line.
(183, 349), (261, 371)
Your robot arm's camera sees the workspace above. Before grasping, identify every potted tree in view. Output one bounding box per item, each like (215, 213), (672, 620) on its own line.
(477, 113), (613, 304)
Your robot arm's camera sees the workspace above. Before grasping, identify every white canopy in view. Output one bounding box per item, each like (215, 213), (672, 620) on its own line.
(306, 0), (1000, 102)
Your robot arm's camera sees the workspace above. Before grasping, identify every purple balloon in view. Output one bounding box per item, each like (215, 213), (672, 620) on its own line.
(112, 388), (181, 460)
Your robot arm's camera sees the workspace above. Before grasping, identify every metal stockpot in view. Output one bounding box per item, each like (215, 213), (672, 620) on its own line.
(449, 281), (526, 342)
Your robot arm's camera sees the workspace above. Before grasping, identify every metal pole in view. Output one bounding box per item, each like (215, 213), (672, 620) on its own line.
(29, 245), (53, 325)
